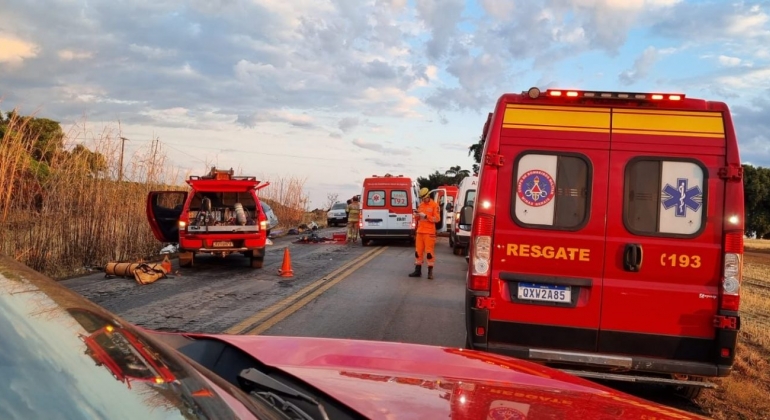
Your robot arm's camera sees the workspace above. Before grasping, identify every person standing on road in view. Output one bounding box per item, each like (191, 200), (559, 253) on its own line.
(346, 196), (361, 243)
(408, 188), (440, 279)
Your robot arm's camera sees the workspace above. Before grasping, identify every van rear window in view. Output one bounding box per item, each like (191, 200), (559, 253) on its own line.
(391, 190), (408, 207)
(512, 153), (589, 230)
(624, 159), (705, 236)
(367, 190), (386, 207)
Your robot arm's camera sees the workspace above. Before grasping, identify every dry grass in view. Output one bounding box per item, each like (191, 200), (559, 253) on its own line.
(256, 173), (310, 229)
(0, 111), (187, 279)
(745, 238), (770, 251)
(697, 255), (770, 419)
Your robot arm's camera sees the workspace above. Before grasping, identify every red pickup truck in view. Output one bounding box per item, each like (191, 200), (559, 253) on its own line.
(147, 167), (270, 268)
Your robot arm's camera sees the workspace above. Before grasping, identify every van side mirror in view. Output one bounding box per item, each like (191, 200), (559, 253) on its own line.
(459, 205), (473, 226)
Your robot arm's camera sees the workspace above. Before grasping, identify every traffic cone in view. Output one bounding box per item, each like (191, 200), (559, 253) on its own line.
(161, 255), (172, 273)
(278, 247), (294, 277)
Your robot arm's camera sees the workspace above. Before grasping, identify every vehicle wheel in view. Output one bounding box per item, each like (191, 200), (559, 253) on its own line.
(361, 236), (369, 246)
(671, 376), (705, 400)
(247, 249), (265, 269)
(453, 245), (464, 256)
(179, 251), (194, 267)
(449, 235), (454, 248)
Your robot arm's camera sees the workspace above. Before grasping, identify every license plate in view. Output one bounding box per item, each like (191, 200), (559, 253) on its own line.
(517, 282), (571, 303)
(213, 241), (234, 247)
(368, 221), (382, 226)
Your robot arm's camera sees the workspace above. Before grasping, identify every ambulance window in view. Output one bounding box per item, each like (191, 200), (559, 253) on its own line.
(367, 190), (386, 207)
(391, 190), (408, 207)
(512, 153), (589, 229)
(464, 191), (476, 207)
(625, 159), (705, 236)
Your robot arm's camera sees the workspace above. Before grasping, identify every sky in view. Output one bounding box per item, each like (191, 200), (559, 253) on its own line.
(1, 0), (769, 209)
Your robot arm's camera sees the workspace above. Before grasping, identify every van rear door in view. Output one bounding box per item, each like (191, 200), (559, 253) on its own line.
(601, 108), (726, 363)
(362, 188), (389, 233)
(387, 187), (414, 234)
(487, 104), (611, 353)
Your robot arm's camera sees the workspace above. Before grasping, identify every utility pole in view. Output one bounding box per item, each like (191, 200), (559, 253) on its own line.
(119, 137), (129, 181)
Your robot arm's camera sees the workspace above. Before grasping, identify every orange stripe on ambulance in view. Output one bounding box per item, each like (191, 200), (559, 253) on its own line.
(506, 244), (590, 262)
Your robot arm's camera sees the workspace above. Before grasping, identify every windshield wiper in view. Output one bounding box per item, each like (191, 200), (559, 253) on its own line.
(237, 368), (330, 420)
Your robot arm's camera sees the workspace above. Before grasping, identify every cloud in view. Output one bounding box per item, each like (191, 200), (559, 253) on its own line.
(718, 66), (770, 90)
(651, 2), (770, 58)
(237, 110), (316, 129)
(367, 157), (406, 168)
(338, 117), (360, 133)
(57, 50), (93, 61)
(0, 33), (38, 64)
(415, 0), (465, 60)
(718, 55), (742, 67)
(733, 95), (770, 167)
(442, 142), (471, 151)
(329, 132), (343, 139)
(352, 138), (410, 155)
(619, 46), (661, 85)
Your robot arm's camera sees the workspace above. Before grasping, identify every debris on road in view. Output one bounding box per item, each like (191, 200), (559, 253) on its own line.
(293, 232), (347, 244)
(160, 243), (179, 254)
(104, 261), (168, 285)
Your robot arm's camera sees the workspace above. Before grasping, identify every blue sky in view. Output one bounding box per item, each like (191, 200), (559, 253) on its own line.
(1, 0), (769, 209)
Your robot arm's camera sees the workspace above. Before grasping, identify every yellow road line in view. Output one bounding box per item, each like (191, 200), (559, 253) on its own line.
(224, 246), (386, 335)
(245, 246), (388, 335)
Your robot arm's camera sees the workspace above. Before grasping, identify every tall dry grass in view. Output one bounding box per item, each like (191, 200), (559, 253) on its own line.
(256, 173), (309, 229)
(0, 111), (187, 279)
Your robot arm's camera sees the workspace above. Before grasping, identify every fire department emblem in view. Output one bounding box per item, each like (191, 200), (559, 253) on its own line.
(661, 178), (702, 217)
(517, 170), (555, 207)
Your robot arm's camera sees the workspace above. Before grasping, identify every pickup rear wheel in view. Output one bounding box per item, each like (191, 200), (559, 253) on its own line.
(247, 248), (265, 269)
(179, 251), (194, 267)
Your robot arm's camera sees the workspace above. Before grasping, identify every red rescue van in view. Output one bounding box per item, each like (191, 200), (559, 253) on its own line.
(147, 167), (270, 268)
(436, 184), (459, 236)
(464, 87), (744, 397)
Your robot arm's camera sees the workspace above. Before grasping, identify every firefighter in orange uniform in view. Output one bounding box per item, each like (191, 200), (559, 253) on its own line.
(408, 188), (440, 279)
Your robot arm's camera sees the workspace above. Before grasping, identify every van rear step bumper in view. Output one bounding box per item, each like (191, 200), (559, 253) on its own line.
(560, 369), (717, 388)
(480, 343), (731, 378)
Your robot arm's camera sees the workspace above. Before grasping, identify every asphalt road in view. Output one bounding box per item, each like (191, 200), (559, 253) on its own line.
(260, 236), (468, 347)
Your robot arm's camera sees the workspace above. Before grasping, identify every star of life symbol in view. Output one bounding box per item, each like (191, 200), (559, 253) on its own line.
(661, 178), (702, 217)
(517, 170), (555, 207)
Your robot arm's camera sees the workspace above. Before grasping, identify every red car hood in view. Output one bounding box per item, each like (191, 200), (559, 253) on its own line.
(193, 334), (705, 420)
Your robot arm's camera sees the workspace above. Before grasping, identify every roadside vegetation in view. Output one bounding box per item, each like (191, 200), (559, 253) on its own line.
(697, 239), (770, 419)
(0, 110), (312, 279)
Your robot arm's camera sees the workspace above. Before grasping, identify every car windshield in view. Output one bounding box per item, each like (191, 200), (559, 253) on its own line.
(332, 203), (347, 210)
(0, 257), (266, 420)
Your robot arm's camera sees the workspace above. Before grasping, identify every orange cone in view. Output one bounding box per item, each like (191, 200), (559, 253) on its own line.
(278, 247), (294, 277)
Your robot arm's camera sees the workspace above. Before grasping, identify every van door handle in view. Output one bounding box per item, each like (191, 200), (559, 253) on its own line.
(623, 244), (643, 272)
(389, 214), (397, 217)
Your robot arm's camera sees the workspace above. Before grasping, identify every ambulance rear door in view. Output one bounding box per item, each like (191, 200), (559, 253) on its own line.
(386, 187), (414, 234)
(486, 103), (611, 354)
(600, 107), (727, 364)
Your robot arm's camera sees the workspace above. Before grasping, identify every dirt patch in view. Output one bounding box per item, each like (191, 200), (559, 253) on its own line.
(694, 254), (770, 420)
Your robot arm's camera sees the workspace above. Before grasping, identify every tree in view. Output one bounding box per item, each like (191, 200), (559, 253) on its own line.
(325, 192), (339, 210)
(68, 144), (108, 177)
(468, 135), (484, 174)
(417, 170), (455, 190)
(743, 164), (770, 238)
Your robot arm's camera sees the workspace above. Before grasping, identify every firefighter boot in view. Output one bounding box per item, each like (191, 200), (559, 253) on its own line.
(427, 266), (433, 280)
(408, 265), (422, 277)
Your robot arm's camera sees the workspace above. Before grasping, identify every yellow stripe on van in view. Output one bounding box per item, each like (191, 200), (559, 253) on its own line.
(612, 110), (725, 138)
(503, 105), (611, 133)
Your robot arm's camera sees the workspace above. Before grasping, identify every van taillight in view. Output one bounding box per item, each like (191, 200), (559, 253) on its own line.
(721, 232), (743, 311)
(469, 214), (494, 291)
